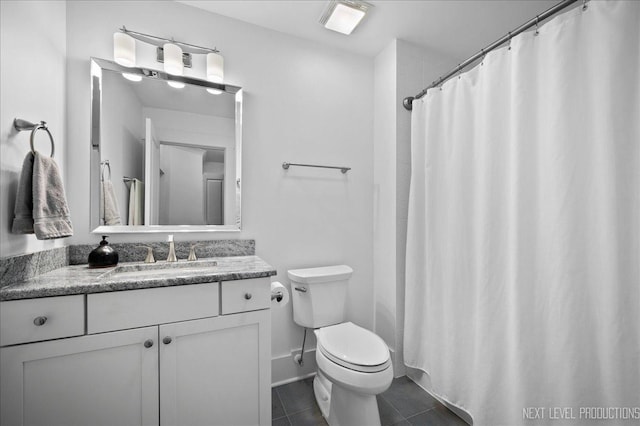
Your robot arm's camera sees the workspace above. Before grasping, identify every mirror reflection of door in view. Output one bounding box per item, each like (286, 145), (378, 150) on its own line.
(144, 118), (160, 225)
(203, 149), (225, 225)
(205, 179), (224, 225)
(157, 143), (225, 225)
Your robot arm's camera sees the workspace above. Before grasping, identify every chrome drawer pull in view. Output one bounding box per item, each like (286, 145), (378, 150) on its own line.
(33, 316), (47, 326)
(144, 339), (154, 348)
(244, 293), (252, 300)
(163, 336), (172, 345)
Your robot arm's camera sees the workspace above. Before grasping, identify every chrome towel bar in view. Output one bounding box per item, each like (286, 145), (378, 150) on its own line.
(282, 162), (351, 174)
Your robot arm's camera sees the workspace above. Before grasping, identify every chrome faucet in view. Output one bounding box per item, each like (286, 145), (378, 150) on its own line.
(166, 235), (177, 262)
(188, 243), (201, 261)
(138, 246), (155, 263)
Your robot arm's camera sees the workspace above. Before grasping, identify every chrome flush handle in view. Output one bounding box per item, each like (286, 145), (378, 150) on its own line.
(294, 287), (307, 293)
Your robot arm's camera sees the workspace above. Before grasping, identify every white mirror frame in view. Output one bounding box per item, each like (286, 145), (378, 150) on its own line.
(89, 57), (242, 233)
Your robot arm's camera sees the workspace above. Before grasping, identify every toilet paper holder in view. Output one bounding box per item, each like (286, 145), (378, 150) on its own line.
(270, 281), (289, 306)
(271, 291), (283, 302)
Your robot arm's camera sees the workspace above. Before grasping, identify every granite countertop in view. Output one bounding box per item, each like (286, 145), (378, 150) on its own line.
(0, 255), (276, 301)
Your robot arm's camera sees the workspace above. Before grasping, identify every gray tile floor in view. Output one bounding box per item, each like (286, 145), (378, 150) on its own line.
(272, 376), (468, 426)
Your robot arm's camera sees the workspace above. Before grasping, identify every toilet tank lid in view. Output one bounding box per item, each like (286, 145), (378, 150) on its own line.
(287, 265), (353, 284)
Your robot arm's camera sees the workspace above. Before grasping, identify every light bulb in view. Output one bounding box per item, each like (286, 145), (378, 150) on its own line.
(122, 73), (142, 82)
(207, 52), (224, 83)
(167, 81), (185, 89)
(114, 32), (136, 67)
(164, 43), (183, 76)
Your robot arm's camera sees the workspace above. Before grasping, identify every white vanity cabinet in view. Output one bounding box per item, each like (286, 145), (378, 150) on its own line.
(0, 278), (271, 426)
(0, 326), (160, 426)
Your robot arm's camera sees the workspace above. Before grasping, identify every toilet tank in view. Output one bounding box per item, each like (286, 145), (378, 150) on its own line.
(288, 265), (353, 328)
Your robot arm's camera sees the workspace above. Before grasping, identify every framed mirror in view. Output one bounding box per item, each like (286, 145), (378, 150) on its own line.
(90, 58), (242, 233)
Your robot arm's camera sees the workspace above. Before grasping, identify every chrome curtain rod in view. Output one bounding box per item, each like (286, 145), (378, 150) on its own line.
(119, 26), (219, 54)
(403, 0), (580, 111)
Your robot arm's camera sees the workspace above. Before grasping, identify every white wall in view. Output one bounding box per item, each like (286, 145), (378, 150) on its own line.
(65, 1), (374, 383)
(0, 1), (67, 257)
(373, 39), (457, 375)
(373, 41), (398, 353)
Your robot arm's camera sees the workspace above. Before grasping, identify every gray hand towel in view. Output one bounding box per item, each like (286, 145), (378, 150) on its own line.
(31, 151), (73, 239)
(11, 152), (35, 234)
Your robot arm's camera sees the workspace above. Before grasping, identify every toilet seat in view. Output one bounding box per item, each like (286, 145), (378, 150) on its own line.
(316, 322), (391, 373)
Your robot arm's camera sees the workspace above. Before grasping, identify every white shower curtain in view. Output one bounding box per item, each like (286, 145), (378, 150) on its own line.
(404, 2), (639, 425)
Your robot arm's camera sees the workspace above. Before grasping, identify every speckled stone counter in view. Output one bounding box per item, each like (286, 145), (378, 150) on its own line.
(0, 256), (276, 301)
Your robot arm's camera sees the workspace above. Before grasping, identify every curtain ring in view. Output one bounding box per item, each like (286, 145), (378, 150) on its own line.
(534, 16), (540, 36)
(29, 122), (55, 158)
(507, 31), (512, 50)
(582, 0), (588, 11)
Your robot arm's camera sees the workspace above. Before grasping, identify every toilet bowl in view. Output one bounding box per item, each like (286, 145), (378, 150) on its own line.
(288, 265), (393, 426)
(314, 322), (393, 426)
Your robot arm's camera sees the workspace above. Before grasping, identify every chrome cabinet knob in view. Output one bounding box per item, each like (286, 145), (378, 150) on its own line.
(163, 336), (172, 345)
(33, 316), (47, 326)
(244, 293), (252, 300)
(144, 339), (154, 348)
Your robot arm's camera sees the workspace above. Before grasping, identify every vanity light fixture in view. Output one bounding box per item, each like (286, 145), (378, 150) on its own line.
(163, 43), (184, 76)
(112, 26), (224, 91)
(206, 52), (224, 95)
(113, 32), (136, 67)
(319, 0), (372, 35)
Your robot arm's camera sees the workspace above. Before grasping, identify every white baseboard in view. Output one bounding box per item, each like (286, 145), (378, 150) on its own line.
(271, 348), (318, 387)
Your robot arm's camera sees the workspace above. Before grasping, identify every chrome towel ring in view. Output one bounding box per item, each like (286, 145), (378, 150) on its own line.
(13, 118), (55, 158)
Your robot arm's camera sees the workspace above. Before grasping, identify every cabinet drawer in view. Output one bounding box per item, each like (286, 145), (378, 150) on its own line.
(221, 278), (270, 314)
(0, 295), (85, 346)
(87, 283), (219, 333)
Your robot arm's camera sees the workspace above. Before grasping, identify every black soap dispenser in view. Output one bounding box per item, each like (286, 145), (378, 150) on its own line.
(88, 236), (119, 268)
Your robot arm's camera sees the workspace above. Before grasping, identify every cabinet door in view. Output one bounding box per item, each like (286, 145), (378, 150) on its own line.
(159, 310), (271, 426)
(1, 327), (159, 426)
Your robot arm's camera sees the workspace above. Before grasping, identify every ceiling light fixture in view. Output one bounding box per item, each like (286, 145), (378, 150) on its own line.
(319, 0), (372, 35)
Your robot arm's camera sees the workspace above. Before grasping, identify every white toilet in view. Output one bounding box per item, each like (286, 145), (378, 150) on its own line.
(288, 265), (393, 426)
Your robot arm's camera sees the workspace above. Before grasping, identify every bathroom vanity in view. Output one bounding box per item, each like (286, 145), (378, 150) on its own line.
(0, 256), (276, 426)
